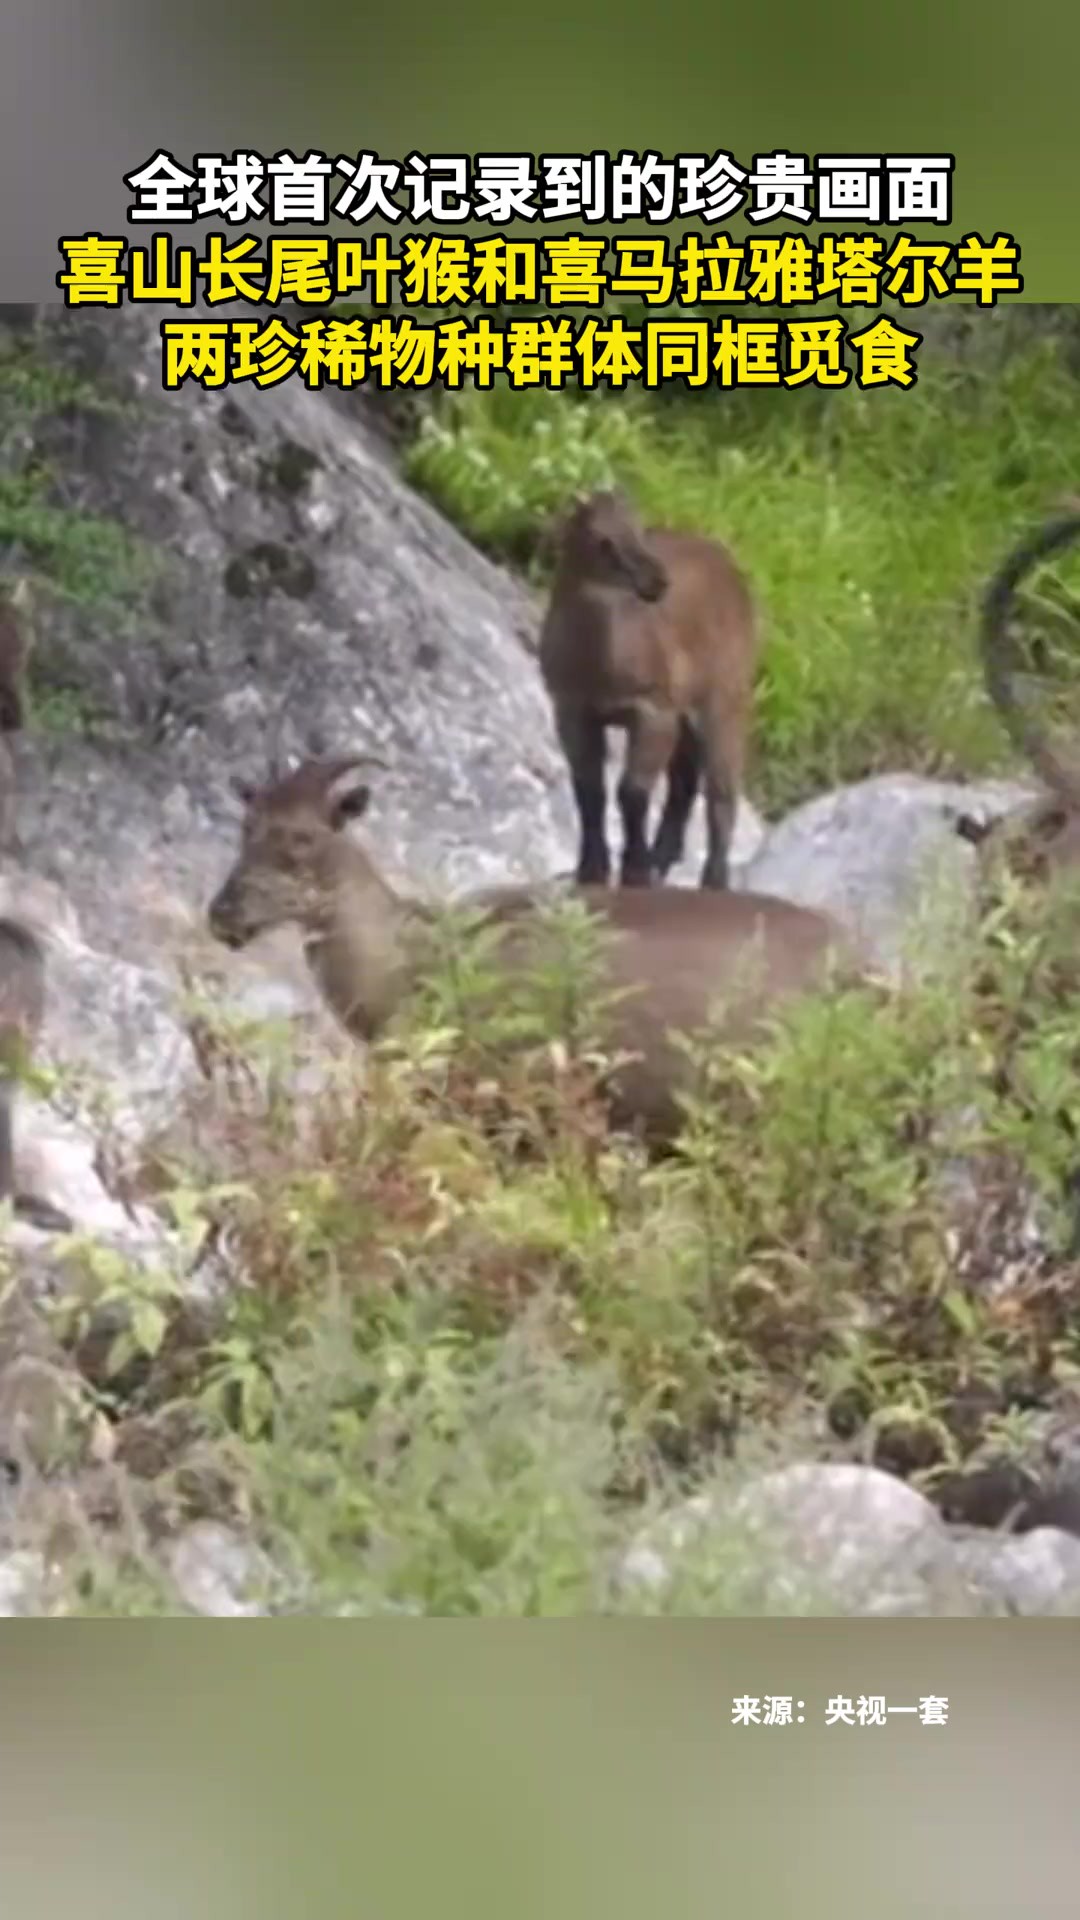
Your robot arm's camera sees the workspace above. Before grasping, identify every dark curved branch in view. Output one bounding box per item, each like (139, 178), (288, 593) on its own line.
(980, 510), (1080, 804)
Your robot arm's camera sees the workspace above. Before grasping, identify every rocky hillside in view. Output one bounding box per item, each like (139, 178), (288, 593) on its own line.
(6, 310), (1033, 1135)
(3, 304), (1075, 1617)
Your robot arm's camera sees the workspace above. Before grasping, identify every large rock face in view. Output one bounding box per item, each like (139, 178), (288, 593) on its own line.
(0, 309), (1042, 1219)
(17, 308), (573, 939)
(18, 309), (761, 941)
(3, 306), (771, 1237)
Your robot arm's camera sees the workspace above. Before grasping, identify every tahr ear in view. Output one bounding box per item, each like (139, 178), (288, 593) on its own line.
(325, 770), (371, 829)
(544, 496), (584, 557)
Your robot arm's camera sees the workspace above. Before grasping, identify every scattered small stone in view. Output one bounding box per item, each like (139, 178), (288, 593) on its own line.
(0, 1550), (46, 1616)
(164, 1521), (269, 1617)
(951, 1526), (1080, 1615)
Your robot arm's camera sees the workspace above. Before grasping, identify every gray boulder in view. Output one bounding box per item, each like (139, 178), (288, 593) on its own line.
(617, 1462), (960, 1614)
(743, 772), (1037, 977)
(618, 1461), (1080, 1616)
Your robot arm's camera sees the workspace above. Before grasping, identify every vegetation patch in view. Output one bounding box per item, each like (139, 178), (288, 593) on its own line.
(0, 329), (155, 613)
(22, 874), (1080, 1615)
(404, 334), (1080, 811)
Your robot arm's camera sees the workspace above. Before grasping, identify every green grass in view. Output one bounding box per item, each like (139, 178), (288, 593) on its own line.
(30, 875), (1080, 1616)
(403, 335), (1080, 811)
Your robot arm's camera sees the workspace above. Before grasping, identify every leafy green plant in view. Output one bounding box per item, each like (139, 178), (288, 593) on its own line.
(48, 1239), (188, 1380)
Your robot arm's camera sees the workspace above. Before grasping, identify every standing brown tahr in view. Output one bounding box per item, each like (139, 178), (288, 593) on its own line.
(538, 489), (758, 892)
